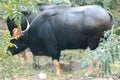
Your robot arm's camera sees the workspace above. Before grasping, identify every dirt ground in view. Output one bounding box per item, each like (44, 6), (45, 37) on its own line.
(8, 73), (120, 80)
(4, 51), (120, 80)
(14, 74), (120, 80)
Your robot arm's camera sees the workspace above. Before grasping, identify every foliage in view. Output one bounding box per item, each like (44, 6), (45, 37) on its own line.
(0, 0), (39, 79)
(0, 57), (26, 80)
(70, 0), (94, 6)
(70, 0), (117, 10)
(81, 30), (120, 76)
(51, 0), (71, 6)
(94, 0), (116, 10)
(61, 50), (88, 60)
(0, 30), (21, 79)
(0, 30), (10, 58)
(0, 0), (39, 25)
(111, 61), (120, 75)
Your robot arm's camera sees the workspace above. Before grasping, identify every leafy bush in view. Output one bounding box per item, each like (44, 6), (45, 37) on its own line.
(61, 50), (88, 60)
(0, 0), (38, 79)
(70, 0), (94, 6)
(0, 30), (10, 58)
(51, 0), (71, 6)
(81, 30), (120, 76)
(70, 0), (117, 10)
(0, 57), (26, 80)
(0, 30), (22, 79)
(0, 0), (38, 25)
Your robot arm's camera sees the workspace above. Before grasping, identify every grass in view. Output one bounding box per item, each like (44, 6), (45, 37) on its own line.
(0, 49), (89, 80)
(1, 48), (120, 80)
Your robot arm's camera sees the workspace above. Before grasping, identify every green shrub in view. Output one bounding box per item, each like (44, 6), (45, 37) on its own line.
(0, 30), (10, 58)
(81, 30), (120, 76)
(0, 57), (26, 80)
(0, 1), (38, 79)
(51, 0), (71, 6)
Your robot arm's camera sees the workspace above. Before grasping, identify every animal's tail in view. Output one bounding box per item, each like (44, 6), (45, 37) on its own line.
(107, 11), (114, 30)
(104, 11), (114, 40)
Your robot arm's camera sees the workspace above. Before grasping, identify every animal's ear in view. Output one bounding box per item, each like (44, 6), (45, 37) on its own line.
(12, 26), (22, 37)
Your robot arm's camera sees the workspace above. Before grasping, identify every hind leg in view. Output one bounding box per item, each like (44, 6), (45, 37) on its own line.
(87, 34), (101, 50)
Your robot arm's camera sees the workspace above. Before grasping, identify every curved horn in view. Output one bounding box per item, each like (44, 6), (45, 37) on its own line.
(22, 16), (30, 33)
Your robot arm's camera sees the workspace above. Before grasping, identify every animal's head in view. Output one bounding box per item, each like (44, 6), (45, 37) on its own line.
(7, 17), (30, 55)
(6, 15), (30, 37)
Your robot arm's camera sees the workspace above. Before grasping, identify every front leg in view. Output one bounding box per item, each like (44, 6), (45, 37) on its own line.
(46, 46), (61, 75)
(53, 59), (61, 75)
(45, 40), (61, 75)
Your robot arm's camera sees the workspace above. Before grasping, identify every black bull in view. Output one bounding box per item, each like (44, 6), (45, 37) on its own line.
(8, 5), (114, 75)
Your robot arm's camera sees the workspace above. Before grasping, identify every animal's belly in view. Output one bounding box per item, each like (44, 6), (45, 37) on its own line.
(57, 33), (88, 50)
